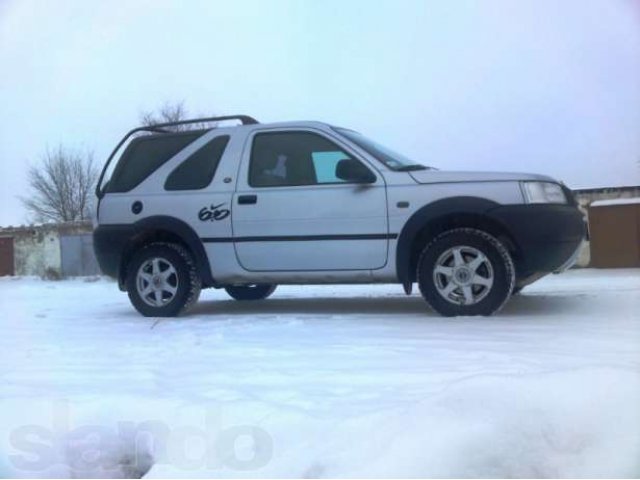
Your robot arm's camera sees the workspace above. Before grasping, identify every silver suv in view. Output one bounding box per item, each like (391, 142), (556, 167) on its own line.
(93, 115), (585, 317)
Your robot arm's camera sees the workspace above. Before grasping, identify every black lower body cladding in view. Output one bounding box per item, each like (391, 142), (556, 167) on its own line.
(94, 218), (216, 289)
(93, 224), (134, 279)
(488, 204), (586, 276)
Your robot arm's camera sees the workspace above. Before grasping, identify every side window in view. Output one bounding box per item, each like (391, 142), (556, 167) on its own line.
(165, 135), (230, 191)
(312, 152), (346, 183)
(107, 131), (204, 193)
(249, 131), (370, 187)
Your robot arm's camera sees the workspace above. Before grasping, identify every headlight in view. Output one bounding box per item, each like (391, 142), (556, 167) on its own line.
(521, 181), (567, 204)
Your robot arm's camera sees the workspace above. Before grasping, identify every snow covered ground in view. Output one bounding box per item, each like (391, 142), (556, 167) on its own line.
(1, 269), (639, 478)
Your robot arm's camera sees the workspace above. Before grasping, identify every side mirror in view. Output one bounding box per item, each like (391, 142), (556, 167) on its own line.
(335, 158), (376, 184)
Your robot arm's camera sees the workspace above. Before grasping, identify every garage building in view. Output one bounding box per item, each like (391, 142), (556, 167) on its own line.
(0, 222), (99, 278)
(588, 198), (640, 268)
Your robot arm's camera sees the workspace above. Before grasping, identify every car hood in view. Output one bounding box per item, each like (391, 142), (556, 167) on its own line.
(408, 170), (556, 184)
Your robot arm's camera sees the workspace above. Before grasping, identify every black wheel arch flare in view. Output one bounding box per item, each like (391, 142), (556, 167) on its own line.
(395, 196), (517, 289)
(127, 216), (215, 287)
(94, 215), (215, 289)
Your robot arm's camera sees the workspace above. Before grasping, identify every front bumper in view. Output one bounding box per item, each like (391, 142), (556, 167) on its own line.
(554, 239), (586, 273)
(488, 204), (587, 277)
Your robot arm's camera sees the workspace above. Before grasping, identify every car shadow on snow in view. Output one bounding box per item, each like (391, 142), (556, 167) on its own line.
(187, 292), (583, 319)
(190, 295), (429, 317)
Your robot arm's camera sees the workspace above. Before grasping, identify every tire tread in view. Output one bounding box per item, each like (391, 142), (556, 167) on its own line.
(417, 228), (515, 316)
(126, 241), (201, 317)
(162, 242), (201, 314)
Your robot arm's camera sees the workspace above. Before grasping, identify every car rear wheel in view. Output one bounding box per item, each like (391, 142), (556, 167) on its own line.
(126, 242), (201, 317)
(225, 284), (277, 301)
(417, 228), (515, 316)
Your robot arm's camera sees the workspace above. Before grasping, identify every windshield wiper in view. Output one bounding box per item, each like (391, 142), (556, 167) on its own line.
(394, 164), (429, 172)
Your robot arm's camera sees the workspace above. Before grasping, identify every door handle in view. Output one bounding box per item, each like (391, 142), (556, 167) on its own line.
(238, 194), (257, 205)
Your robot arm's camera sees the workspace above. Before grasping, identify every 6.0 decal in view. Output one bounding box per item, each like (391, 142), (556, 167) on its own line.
(198, 203), (230, 221)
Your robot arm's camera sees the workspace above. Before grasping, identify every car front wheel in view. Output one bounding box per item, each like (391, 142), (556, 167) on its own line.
(417, 228), (515, 316)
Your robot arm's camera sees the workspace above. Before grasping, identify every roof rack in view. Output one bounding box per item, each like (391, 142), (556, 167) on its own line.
(144, 114), (259, 132)
(96, 115), (259, 198)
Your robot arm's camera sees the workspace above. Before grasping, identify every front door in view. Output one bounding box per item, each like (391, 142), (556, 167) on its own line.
(232, 129), (389, 271)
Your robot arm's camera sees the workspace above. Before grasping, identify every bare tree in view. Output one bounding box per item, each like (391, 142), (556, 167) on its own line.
(21, 146), (98, 223)
(140, 101), (216, 131)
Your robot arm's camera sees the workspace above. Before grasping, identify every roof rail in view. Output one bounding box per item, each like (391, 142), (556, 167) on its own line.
(95, 115), (259, 198)
(144, 114), (259, 131)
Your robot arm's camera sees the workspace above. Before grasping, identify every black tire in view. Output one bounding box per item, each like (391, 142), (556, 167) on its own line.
(417, 228), (515, 317)
(126, 242), (201, 317)
(225, 284), (277, 301)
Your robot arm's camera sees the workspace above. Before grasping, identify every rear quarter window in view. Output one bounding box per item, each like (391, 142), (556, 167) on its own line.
(164, 135), (230, 191)
(106, 131), (204, 193)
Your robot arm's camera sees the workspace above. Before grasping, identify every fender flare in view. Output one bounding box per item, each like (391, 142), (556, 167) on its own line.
(395, 196), (502, 288)
(126, 215), (215, 286)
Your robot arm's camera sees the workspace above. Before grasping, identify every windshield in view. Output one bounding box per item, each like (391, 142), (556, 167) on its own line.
(334, 127), (432, 171)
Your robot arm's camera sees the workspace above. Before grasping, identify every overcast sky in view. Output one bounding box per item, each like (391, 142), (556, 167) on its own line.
(1, 0), (639, 225)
